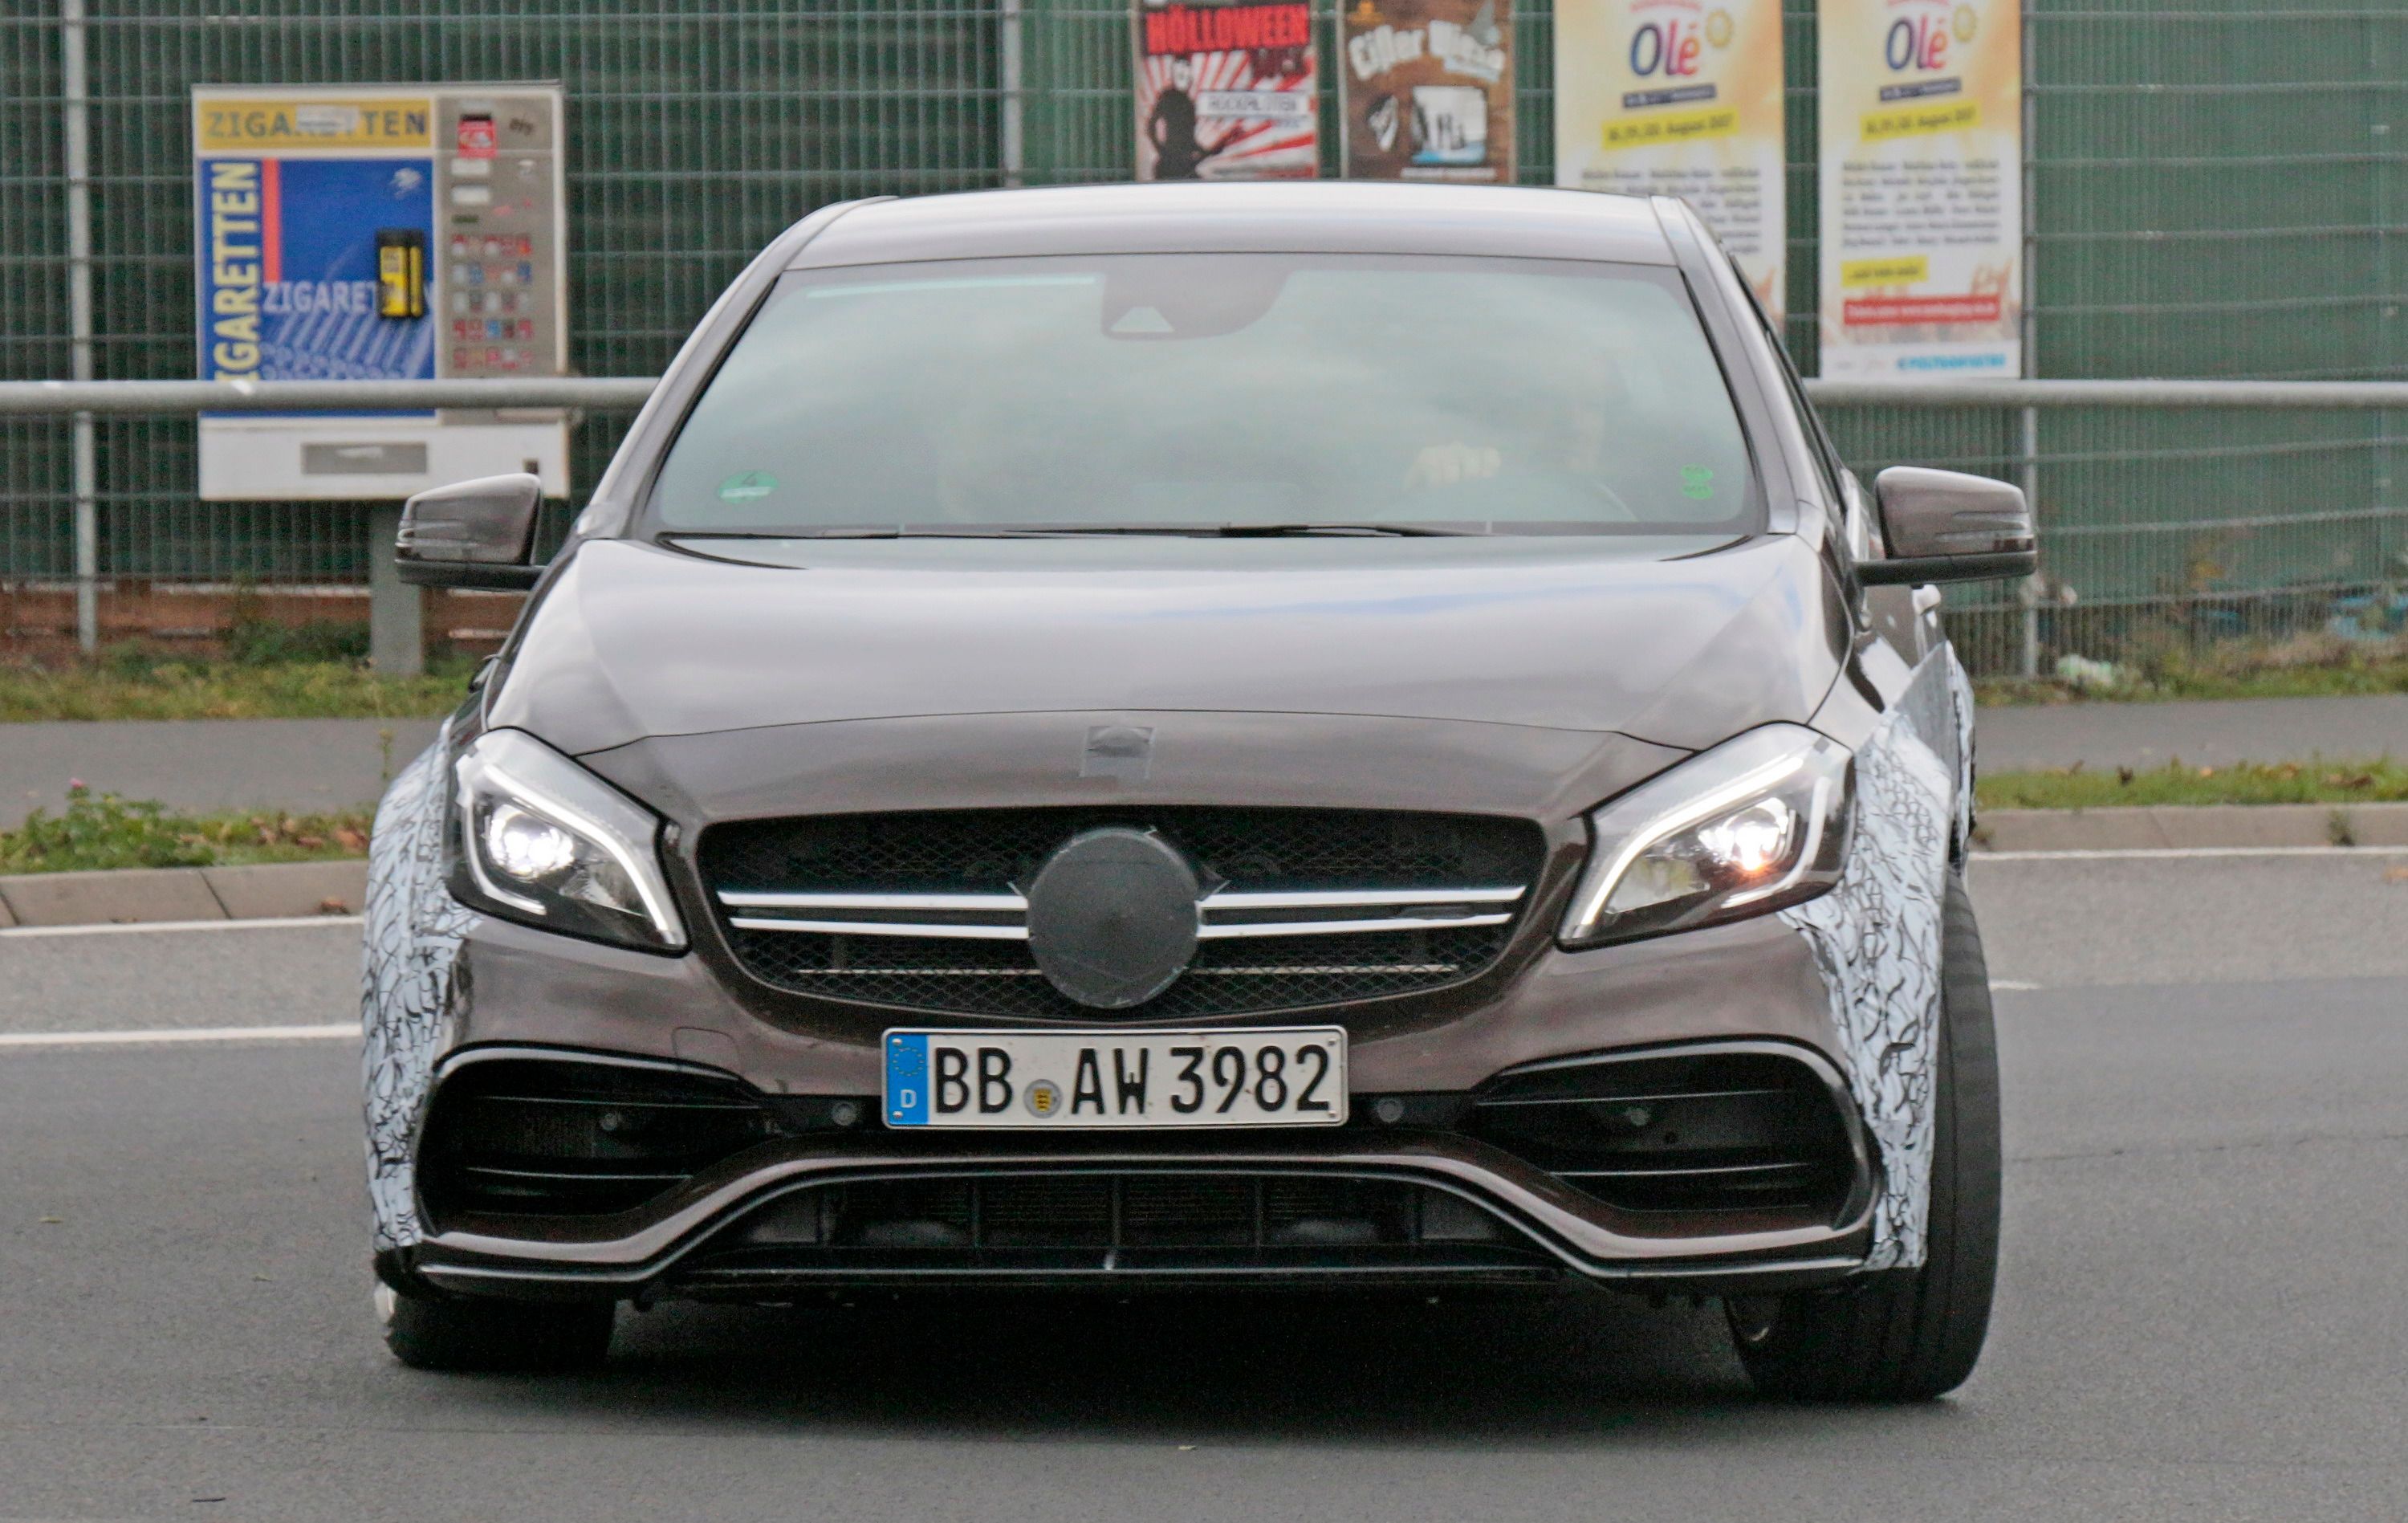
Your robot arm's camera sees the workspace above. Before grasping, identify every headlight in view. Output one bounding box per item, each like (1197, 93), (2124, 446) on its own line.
(1558, 724), (1853, 949)
(449, 729), (687, 951)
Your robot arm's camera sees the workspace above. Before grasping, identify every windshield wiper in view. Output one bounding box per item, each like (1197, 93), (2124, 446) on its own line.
(1206, 522), (1485, 538)
(665, 522), (1487, 542)
(668, 528), (1070, 541)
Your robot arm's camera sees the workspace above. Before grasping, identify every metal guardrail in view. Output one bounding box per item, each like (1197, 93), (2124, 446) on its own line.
(0, 379), (662, 414)
(5, 376), (2404, 680)
(12, 377), (2408, 414)
(1808, 380), (2408, 411)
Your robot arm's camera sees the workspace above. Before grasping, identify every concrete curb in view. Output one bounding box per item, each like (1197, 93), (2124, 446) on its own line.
(0, 858), (367, 929)
(1975, 801), (2408, 853)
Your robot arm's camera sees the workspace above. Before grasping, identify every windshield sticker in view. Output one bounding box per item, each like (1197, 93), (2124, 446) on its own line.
(1680, 464), (1715, 499)
(718, 470), (778, 503)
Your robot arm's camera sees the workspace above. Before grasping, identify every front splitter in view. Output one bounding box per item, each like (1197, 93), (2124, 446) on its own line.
(401, 1131), (1873, 1300)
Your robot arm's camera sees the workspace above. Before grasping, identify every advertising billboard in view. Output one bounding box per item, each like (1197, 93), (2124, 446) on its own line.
(1552, 0), (1786, 320)
(1133, 1), (1320, 180)
(1338, 0), (1515, 185)
(1816, 0), (2023, 379)
(192, 83), (571, 499)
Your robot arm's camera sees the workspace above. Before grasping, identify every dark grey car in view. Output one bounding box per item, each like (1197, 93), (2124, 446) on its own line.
(367, 182), (2032, 1399)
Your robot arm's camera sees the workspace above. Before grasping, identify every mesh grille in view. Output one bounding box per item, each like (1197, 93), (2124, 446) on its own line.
(701, 807), (1541, 1017)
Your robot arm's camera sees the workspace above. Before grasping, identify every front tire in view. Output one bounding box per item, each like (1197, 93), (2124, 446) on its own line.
(1727, 871), (2001, 1400)
(376, 1281), (616, 1372)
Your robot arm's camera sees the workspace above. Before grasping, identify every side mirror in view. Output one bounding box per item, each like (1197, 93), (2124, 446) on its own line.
(1858, 466), (2036, 586)
(395, 473), (544, 589)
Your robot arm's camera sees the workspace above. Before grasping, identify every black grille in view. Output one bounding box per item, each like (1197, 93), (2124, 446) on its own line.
(701, 807), (1543, 1017)
(1470, 1049), (1862, 1219)
(418, 1057), (779, 1222)
(670, 1171), (1549, 1285)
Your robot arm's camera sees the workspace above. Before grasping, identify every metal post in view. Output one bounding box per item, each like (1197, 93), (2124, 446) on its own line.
(999, 0), (1025, 188)
(365, 503), (424, 677)
(2016, 0), (2040, 678)
(62, 0), (99, 654)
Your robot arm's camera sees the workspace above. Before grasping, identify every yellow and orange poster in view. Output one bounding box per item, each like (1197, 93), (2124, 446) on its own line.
(1816, 0), (2022, 380)
(1553, 0), (1787, 320)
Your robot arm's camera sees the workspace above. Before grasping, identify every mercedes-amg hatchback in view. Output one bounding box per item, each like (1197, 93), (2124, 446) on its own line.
(367, 182), (2032, 1399)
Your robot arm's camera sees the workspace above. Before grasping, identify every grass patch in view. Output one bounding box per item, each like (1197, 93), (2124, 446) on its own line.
(0, 784), (372, 875)
(0, 642), (474, 722)
(1978, 758), (2408, 811)
(1975, 634), (2408, 707)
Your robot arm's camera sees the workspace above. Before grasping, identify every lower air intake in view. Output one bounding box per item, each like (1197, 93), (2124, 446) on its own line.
(418, 1057), (778, 1223)
(671, 1171), (1556, 1287)
(1470, 1046), (1865, 1220)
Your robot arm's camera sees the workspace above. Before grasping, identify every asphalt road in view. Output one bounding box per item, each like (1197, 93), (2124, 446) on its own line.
(3, 851), (2406, 1521)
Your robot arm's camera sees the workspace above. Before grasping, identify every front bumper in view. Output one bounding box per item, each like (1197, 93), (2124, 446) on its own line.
(390, 904), (1882, 1297)
(405, 1126), (1873, 1301)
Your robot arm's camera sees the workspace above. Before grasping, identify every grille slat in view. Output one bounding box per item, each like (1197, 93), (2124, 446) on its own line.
(702, 807), (1542, 1017)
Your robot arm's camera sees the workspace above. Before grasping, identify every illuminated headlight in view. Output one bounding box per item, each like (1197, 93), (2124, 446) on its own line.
(449, 729), (687, 952)
(1558, 724), (1853, 949)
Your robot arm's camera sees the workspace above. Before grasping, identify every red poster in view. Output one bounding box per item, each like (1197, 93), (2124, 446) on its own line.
(1133, 1), (1320, 180)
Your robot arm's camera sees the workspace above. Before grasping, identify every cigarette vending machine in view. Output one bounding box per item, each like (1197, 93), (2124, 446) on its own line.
(192, 83), (571, 500)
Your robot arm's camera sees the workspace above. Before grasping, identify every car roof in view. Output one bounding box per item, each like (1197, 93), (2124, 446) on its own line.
(787, 182), (1678, 269)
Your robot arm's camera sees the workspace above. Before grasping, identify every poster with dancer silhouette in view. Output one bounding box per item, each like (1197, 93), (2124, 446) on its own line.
(1133, 0), (1320, 181)
(1338, 0), (1515, 184)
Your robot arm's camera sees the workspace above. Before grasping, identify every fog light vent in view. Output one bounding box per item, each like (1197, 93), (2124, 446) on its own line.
(1471, 1046), (1862, 1219)
(419, 1056), (777, 1223)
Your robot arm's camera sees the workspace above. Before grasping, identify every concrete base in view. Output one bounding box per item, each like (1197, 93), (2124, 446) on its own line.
(366, 503), (425, 677)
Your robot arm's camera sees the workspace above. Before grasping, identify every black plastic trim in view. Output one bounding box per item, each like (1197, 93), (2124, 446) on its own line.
(1473, 1037), (1879, 1228)
(395, 560), (542, 590)
(1858, 551), (2039, 586)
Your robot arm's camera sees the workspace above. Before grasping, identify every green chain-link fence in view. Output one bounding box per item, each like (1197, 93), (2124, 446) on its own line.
(5, 1), (2407, 671)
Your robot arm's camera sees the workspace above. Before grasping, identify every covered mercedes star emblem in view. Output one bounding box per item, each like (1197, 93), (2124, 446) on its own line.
(1022, 827), (1202, 1009)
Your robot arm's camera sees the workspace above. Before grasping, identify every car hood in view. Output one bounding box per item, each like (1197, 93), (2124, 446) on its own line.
(487, 533), (1844, 756)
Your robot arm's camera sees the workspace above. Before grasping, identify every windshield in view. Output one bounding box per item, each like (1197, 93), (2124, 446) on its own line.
(647, 254), (1760, 537)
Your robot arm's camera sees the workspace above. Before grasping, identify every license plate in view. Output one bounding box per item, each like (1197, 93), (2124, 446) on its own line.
(882, 1027), (1348, 1129)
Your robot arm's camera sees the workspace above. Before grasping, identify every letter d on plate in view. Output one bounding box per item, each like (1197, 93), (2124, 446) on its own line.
(886, 1032), (931, 1125)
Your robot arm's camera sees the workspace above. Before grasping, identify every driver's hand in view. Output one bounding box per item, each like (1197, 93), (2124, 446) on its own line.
(1403, 442), (1502, 490)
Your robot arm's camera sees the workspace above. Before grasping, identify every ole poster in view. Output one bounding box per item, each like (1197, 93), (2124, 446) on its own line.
(1339, 0), (1516, 184)
(1553, 0), (1786, 319)
(1133, 0), (1320, 180)
(1816, 0), (2022, 379)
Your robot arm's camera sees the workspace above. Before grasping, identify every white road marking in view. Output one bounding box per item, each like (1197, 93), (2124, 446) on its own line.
(1989, 979), (2042, 992)
(1973, 845), (2408, 862)
(0, 914), (363, 939)
(0, 1024), (355, 1049)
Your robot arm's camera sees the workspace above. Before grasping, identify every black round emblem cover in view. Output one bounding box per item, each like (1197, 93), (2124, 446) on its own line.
(1023, 827), (1202, 1009)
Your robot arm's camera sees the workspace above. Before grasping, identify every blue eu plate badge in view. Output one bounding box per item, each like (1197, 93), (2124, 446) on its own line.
(885, 1032), (931, 1126)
